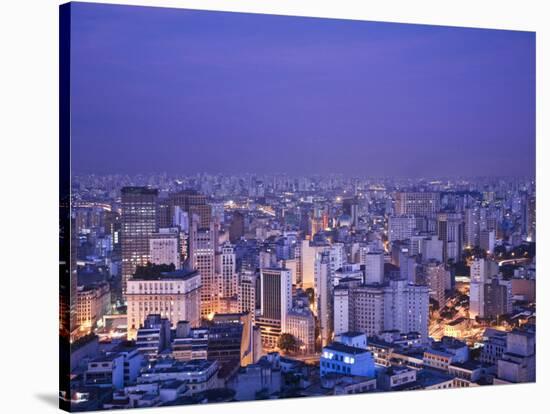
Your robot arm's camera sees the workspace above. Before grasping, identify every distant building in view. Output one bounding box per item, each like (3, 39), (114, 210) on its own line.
(394, 192), (440, 219)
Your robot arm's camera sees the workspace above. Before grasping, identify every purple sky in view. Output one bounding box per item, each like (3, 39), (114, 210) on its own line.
(69, 2), (535, 177)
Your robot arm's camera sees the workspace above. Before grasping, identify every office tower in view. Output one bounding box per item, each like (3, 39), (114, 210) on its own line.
(285, 308), (316, 354)
(169, 189), (212, 229)
(437, 212), (463, 263)
(484, 278), (512, 318)
(394, 192), (440, 218)
(388, 215), (416, 243)
(149, 228), (181, 269)
(126, 266), (201, 340)
(365, 251), (384, 284)
(469, 258), (499, 319)
(218, 241), (237, 298)
(314, 251), (333, 347)
(157, 198), (172, 228)
(424, 261), (448, 310)
(229, 210), (245, 243)
(189, 216), (218, 318)
(480, 229), (496, 254)
(342, 197), (359, 228)
(121, 187), (158, 300)
(256, 268), (292, 349)
(260, 268), (292, 327)
(238, 269), (259, 323)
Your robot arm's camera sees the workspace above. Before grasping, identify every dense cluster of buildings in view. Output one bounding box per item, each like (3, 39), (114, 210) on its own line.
(65, 174), (536, 410)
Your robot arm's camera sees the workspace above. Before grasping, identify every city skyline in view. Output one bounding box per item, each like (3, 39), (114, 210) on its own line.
(70, 3), (535, 177)
(60, 3), (536, 411)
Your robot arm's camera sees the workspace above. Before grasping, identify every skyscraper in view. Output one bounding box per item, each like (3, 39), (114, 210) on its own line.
(256, 268), (292, 349)
(189, 215), (218, 318)
(169, 189), (212, 229)
(314, 251), (333, 347)
(218, 241), (237, 299)
(121, 187), (158, 300)
(229, 210), (245, 243)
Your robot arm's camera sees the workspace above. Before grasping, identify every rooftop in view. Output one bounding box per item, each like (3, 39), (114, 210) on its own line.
(323, 342), (369, 355)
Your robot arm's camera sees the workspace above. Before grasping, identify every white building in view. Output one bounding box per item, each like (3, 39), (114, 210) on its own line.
(149, 228), (181, 269)
(335, 279), (430, 343)
(364, 251), (384, 285)
(126, 268), (201, 340)
(218, 242), (237, 298)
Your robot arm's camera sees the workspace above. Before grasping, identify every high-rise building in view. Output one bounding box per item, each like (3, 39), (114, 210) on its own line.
(469, 258), (499, 319)
(189, 216), (218, 318)
(437, 212), (463, 263)
(480, 229), (496, 254)
(300, 239), (329, 289)
(314, 251), (333, 347)
(257, 268), (292, 349)
(484, 278), (512, 318)
(394, 192), (440, 218)
(334, 279), (429, 343)
(364, 251), (385, 285)
(424, 261), (448, 310)
(149, 228), (181, 269)
(238, 269), (259, 324)
(169, 190), (212, 229)
(126, 266), (201, 340)
(388, 215), (416, 243)
(421, 235), (443, 262)
(229, 210), (245, 243)
(343, 197), (359, 228)
(121, 187), (159, 300)
(464, 207), (481, 248)
(218, 241), (237, 298)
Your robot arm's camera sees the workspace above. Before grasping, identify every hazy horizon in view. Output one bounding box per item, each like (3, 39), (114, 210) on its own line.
(70, 3), (536, 177)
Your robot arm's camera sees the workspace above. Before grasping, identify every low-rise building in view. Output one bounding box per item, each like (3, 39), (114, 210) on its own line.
(321, 342), (375, 378)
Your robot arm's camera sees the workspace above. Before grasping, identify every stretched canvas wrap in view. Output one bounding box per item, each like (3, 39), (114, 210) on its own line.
(59, 2), (536, 412)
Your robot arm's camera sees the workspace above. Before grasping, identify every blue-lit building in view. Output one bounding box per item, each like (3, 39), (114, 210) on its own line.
(320, 341), (375, 378)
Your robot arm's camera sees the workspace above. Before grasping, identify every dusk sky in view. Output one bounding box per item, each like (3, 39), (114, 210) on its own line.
(70, 2), (535, 177)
